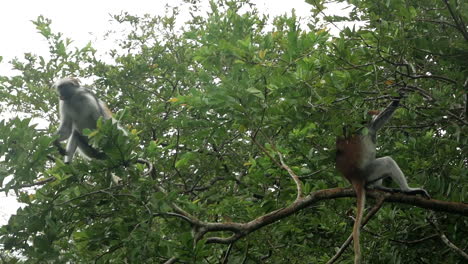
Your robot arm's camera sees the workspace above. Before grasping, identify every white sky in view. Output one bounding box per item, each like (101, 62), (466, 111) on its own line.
(0, 0), (348, 226)
(0, 0), (319, 76)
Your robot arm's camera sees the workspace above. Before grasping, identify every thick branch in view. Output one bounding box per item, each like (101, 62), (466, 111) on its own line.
(380, 190), (468, 215)
(198, 188), (468, 244)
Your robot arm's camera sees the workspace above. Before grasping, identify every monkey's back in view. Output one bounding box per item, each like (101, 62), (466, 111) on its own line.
(336, 135), (367, 183)
(63, 90), (109, 132)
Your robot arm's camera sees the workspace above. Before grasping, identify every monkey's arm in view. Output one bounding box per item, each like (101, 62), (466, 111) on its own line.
(369, 99), (400, 134)
(56, 103), (73, 141)
(54, 124), (71, 157)
(54, 102), (73, 157)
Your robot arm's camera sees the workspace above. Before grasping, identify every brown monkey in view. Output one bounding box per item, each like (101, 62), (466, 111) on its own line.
(336, 98), (429, 264)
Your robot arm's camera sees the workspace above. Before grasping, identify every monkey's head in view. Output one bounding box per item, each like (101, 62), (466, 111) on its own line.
(53, 78), (81, 100)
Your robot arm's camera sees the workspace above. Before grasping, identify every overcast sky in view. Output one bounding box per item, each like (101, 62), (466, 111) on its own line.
(0, 0), (320, 75)
(0, 0), (325, 226)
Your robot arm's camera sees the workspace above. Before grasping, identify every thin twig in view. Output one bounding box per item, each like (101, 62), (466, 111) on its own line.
(222, 243), (234, 264)
(0, 177), (56, 192)
(251, 137), (282, 169)
(396, 70), (457, 84)
(277, 152), (303, 200)
(163, 257), (178, 264)
(153, 212), (194, 224)
(389, 234), (437, 244)
(429, 216), (468, 260)
(443, 0), (468, 41)
(136, 158), (154, 177)
(416, 19), (458, 29)
(56, 186), (122, 206)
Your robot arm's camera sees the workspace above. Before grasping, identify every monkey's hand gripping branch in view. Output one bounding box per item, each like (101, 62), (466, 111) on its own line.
(53, 139), (67, 157)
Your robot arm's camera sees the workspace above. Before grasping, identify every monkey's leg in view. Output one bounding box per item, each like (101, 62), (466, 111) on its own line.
(65, 134), (79, 163)
(365, 157), (430, 198)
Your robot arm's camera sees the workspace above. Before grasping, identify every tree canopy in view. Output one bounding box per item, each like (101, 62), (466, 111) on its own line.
(0, 0), (467, 263)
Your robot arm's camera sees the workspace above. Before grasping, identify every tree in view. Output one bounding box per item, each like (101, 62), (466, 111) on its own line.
(0, 0), (466, 263)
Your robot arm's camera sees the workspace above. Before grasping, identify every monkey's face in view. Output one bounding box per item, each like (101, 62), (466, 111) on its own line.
(57, 84), (78, 100)
(53, 78), (81, 100)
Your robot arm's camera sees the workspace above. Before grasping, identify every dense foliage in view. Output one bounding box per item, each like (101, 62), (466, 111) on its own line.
(0, 0), (466, 263)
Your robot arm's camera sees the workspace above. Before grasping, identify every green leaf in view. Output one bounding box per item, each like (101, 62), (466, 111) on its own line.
(246, 87), (265, 100)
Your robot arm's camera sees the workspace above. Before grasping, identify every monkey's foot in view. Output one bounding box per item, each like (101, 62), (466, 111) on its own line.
(405, 188), (431, 199)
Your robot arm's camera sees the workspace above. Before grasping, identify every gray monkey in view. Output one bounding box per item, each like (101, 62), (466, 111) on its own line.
(54, 78), (119, 163)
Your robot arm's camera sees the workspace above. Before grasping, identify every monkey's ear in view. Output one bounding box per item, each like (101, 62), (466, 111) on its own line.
(51, 81), (58, 89)
(69, 77), (81, 86)
(51, 77), (81, 89)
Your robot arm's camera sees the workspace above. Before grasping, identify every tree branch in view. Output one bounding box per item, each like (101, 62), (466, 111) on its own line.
(277, 152), (303, 200)
(163, 257), (178, 264)
(192, 188), (468, 244)
(136, 158), (154, 178)
(443, 0), (468, 42)
(0, 177), (56, 192)
(429, 216), (468, 260)
(395, 70), (457, 84)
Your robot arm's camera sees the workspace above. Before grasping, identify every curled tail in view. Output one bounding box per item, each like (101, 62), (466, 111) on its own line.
(352, 180), (366, 264)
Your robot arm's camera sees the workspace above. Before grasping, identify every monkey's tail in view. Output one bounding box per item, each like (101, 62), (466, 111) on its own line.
(352, 180), (366, 264)
(74, 132), (107, 160)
